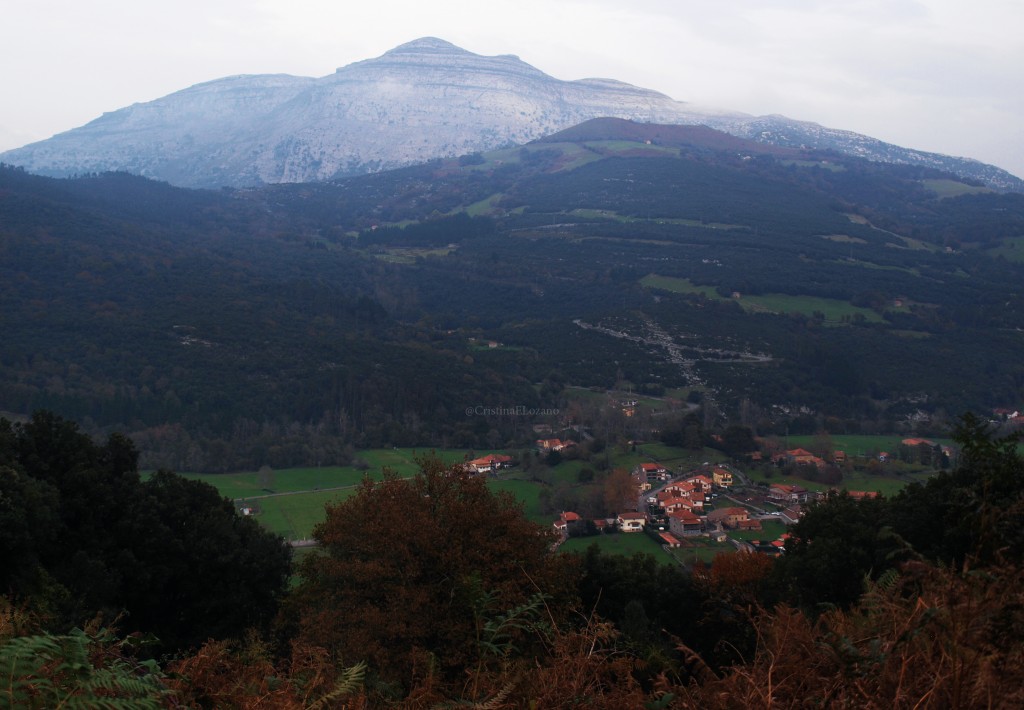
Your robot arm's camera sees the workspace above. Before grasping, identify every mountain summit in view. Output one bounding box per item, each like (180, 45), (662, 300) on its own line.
(3, 38), (1020, 190)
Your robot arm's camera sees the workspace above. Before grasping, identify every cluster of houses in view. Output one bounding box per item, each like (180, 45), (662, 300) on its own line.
(555, 464), (756, 548)
(551, 455), (891, 551)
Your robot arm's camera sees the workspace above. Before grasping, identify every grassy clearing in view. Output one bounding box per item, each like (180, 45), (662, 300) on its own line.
(464, 193), (506, 216)
(569, 210), (743, 230)
(986, 236), (1024, 263)
(669, 539), (736, 565)
(640, 274), (718, 297)
(177, 467), (372, 500)
(738, 293), (885, 324)
(922, 179), (992, 198)
(820, 234), (868, 244)
(782, 160), (846, 172)
(487, 479), (548, 525)
(836, 258), (920, 276)
(887, 235), (940, 252)
(584, 140), (678, 156)
(640, 274), (883, 324)
(254, 490), (351, 541)
(784, 434), (952, 456)
(560, 533), (673, 562)
(171, 448), (494, 540)
(727, 520), (787, 542)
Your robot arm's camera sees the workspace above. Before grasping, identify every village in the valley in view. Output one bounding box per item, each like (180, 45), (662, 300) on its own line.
(463, 430), (963, 566)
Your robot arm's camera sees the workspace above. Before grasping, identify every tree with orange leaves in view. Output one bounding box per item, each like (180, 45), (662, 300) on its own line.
(286, 456), (577, 694)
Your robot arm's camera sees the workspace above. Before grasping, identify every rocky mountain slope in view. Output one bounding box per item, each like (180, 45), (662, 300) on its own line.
(3, 37), (1020, 190)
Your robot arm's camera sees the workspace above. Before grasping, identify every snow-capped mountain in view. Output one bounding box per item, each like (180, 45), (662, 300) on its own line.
(3, 38), (1020, 190)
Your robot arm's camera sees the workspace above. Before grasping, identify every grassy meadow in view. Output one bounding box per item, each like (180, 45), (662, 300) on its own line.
(170, 434), (938, 543)
(640, 274), (885, 324)
(560, 532), (669, 560)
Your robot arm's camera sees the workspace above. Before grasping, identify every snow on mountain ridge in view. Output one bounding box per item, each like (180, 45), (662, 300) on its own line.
(2, 37), (1020, 190)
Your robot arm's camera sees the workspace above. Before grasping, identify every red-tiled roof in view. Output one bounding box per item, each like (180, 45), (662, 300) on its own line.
(659, 532), (682, 546)
(901, 437), (935, 446)
(669, 510), (701, 523)
(468, 454), (512, 466)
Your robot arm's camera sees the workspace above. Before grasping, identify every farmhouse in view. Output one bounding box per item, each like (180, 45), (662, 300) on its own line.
(466, 453), (513, 474)
(784, 448), (826, 469)
(668, 509), (704, 537)
(707, 507), (750, 529)
(536, 438), (568, 452)
(634, 462), (668, 481)
(552, 511), (582, 535)
(712, 467), (733, 487)
(632, 470), (652, 493)
(898, 438), (938, 465)
(768, 483), (811, 504)
(616, 511), (647, 533)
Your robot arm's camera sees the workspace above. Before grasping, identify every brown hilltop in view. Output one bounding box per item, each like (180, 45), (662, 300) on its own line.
(537, 117), (800, 157)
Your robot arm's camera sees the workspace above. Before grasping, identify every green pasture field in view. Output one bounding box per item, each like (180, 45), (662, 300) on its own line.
(784, 434), (952, 457)
(639, 274), (719, 297)
(464, 193), (506, 216)
(670, 539), (736, 565)
(560, 532), (672, 562)
(640, 275), (883, 324)
(254, 490), (351, 541)
(177, 467), (370, 501)
(583, 140), (678, 156)
(169, 448), (501, 539)
(738, 293), (885, 324)
(634, 443), (727, 470)
(986, 236), (1024, 263)
(173, 448), (475, 500)
(574, 211), (743, 229)
(921, 179), (991, 198)
(836, 258), (920, 275)
(727, 520), (787, 542)
(782, 159), (846, 172)
(487, 479), (549, 525)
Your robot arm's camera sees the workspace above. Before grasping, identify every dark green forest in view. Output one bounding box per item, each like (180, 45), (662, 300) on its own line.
(3, 119), (1024, 468)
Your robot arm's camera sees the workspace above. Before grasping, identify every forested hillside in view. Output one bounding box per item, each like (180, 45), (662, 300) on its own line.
(3, 119), (1024, 468)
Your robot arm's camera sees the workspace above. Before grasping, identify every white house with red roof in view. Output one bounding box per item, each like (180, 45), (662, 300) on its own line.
(634, 462), (669, 481)
(536, 438), (567, 452)
(467, 453), (513, 474)
(684, 474), (713, 494)
(768, 483), (811, 504)
(616, 511), (647, 533)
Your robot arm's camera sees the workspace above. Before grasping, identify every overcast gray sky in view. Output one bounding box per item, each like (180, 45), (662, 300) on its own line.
(3, 0), (1022, 178)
